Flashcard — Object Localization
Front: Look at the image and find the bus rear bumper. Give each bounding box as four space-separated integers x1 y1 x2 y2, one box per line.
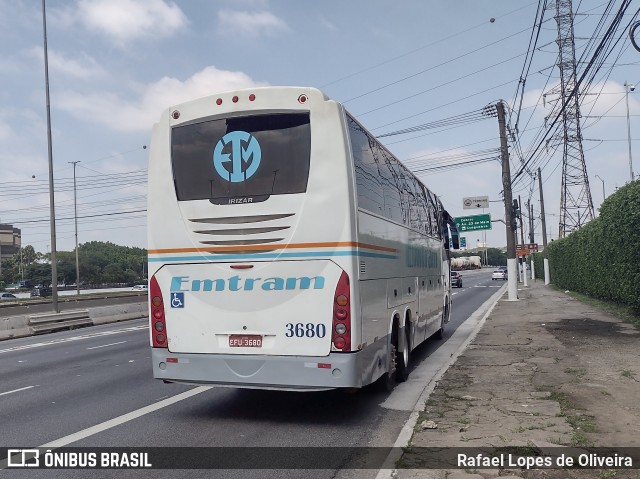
151 348 367 391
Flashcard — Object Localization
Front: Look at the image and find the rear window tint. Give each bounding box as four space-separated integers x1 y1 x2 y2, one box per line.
171 113 311 204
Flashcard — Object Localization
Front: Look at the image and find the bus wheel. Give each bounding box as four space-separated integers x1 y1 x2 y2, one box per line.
396 323 410 382
436 303 449 340
375 332 398 392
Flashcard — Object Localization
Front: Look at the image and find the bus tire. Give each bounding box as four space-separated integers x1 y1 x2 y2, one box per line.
396 321 411 382
375 325 399 392
436 303 449 340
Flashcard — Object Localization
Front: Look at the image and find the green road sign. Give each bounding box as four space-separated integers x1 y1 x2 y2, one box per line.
454 214 492 232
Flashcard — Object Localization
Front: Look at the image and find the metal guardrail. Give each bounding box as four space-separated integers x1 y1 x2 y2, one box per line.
28 309 92 334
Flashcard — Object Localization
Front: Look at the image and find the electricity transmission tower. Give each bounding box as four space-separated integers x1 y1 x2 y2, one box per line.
553 0 595 237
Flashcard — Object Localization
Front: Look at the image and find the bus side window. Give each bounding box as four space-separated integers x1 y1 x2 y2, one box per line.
348 117 384 214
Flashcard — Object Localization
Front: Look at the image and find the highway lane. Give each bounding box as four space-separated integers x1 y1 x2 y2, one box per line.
448 268 507 334
0 269 504 478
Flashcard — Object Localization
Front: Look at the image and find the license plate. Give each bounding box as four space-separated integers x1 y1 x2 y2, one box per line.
229 335 263 348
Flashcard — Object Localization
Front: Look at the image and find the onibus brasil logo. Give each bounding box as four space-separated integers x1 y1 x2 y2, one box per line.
213 130 261 182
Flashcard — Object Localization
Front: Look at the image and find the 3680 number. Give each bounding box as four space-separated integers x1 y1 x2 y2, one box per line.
285 323 326 338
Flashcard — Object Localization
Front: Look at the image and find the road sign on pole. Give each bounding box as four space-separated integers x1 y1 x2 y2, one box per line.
516 243 539 255
463 195 489 209
454 214 492 232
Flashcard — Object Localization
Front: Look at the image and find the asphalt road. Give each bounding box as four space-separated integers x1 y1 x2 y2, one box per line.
0 269 503 478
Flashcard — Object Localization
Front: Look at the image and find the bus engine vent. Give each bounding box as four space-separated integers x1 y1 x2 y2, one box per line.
188 213 296 254
359 261 366 274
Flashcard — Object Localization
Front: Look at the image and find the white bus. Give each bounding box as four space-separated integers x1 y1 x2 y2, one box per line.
147 86 459 391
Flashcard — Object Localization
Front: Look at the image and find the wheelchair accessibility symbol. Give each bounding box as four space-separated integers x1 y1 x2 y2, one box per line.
171 292 184 308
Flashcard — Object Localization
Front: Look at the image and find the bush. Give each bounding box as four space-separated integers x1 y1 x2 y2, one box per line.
543 181 640 312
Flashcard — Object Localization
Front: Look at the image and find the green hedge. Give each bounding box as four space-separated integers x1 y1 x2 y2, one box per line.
533 252 544 280
536 181 640 312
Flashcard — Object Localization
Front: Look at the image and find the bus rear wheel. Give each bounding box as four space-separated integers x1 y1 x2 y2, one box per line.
436 303 449 340
395 323 410 382
376 323 410 391
375 327 399 392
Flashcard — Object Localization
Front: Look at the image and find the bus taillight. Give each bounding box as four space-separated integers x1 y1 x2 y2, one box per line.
150 275 167 348
332 271 351 352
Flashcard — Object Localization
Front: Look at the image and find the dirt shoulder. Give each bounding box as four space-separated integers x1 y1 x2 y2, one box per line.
397 280 640 479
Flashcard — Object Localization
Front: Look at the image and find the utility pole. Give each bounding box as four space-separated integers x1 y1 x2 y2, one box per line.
69 161 81 295
528 199 535 280
42 0 59 313
528 200 534 243
538 167 550 284
518 195 528 287
497 101 518 300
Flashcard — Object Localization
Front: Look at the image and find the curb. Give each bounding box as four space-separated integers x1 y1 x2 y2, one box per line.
375 283 508 479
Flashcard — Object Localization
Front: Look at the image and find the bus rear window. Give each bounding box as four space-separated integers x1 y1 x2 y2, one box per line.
171 113 311 203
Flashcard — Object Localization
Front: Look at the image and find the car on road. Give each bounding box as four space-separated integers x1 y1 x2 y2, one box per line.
450 271 463 288
132 284 148 291
492 269 508 280
0 292 17 300
30 286 53 297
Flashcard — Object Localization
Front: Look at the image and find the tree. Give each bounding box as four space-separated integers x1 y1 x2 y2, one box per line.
2 241 147 287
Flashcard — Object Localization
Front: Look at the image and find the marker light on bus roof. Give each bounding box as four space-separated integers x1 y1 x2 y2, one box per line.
249 94 256 101
298 94 308 103
232 96 239 103
216 98 222 105
171 110 180 119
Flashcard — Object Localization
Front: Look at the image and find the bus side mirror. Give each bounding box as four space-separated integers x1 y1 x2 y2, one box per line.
451 230 460 250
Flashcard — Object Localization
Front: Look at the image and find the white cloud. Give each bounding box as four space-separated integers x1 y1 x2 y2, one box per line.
56 65 267 131
58 0 188 47
28 48 104 79
217 9 288 37
319 16 337 32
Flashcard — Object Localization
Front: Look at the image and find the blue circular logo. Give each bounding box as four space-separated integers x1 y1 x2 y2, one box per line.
213 131 262 183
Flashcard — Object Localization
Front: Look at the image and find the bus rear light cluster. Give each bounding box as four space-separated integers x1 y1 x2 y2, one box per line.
150 276 167 348
332 271 351 352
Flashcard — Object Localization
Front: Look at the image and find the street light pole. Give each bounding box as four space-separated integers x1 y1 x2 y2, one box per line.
42 0 59 313
69 161 80 295
594 174 605 203
624 81 635 182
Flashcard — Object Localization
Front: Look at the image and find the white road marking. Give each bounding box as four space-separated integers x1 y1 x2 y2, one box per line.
0 385 36 397
40 386 211 448
86 341 128 350
0 387 210 470
0 325 147 355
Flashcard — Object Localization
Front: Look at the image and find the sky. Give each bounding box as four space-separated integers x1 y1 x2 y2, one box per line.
0 0 638 254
